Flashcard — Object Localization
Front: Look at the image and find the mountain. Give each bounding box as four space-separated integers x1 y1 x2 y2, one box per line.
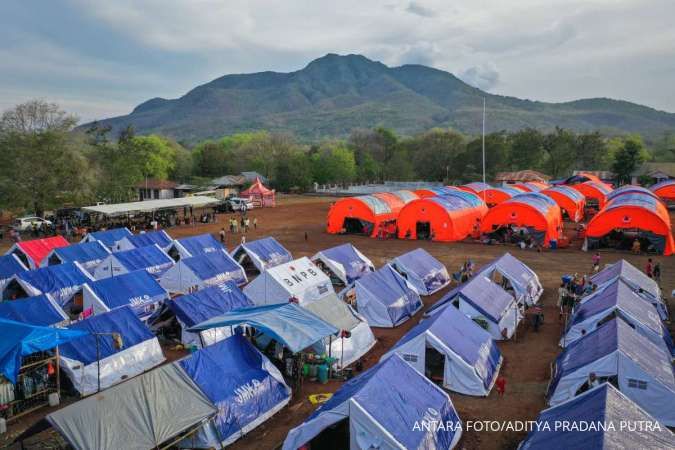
86 54 675 142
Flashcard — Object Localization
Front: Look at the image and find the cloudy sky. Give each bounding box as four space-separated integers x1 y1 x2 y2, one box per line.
2 0 674 122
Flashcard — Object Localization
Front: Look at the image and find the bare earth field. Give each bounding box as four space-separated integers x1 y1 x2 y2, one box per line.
2 194 673 450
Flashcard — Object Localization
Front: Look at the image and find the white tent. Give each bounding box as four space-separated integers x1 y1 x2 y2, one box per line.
311 244 374 296
389 248 450 296
92 244 174 279
158 250 247 294
476 252 543 306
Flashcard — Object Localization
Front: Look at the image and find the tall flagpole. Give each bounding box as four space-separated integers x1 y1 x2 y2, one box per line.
482 97 486 201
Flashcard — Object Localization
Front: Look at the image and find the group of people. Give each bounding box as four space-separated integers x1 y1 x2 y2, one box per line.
220 215 258 244
557 272 598 322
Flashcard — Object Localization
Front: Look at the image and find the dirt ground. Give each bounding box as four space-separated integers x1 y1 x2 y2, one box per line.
2 194 673 450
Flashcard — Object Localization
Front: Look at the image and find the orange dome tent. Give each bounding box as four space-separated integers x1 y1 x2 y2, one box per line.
585 192 674 255
458 182 490 194
481 193 562 247
512 181 548 192
570 181 613 209
541 186 586 222
414 187 463 199
650 180 675 202
481 186 526 207
606 185 660 204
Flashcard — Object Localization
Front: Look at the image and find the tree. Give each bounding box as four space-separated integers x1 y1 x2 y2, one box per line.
613 136 647 184
274 149 313 192
311 143 357 184
542 127 576 177
508 128 546 170
463 132 511 182
406 129 465 182
191 140 233 177
574 132 609 169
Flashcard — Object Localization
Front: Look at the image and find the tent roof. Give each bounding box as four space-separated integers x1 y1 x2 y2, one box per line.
477 252 537 289
433 275 514 323
235 237 292 268
521 384 675 449
174 233 224 257
313 243 373 285
606 185 659 203
603 192 669 218
495 170 551 182
17 262 91 293
590 259 659 300
356 265 417 308
181 250 244 281
0 294 66 327
187 303 338 353
463 182 491 193
81 196 219 217
112 244 173 272
49 241 109 264
355 194 393 215
59 306 155 365
85 270 167 310
125 230 172 249
240 177 274 196
84 228 132 248
651 179 675 192
169 282 253 328
542 185 585 202
14 236 70 267
0 254 27 280
392 248 446 281
47 364 217 450
389 189 418 203
303 293 361 332
0 318 86 383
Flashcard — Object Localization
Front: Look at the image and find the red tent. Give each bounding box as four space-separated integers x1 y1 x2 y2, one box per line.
8 236 70 269
240 177 275 207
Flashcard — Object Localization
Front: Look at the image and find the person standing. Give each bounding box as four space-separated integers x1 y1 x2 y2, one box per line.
495 375 506 396
646 258 654 278
653 261 661 284
219 227 226 244
592 252 600 273
253 217 257 230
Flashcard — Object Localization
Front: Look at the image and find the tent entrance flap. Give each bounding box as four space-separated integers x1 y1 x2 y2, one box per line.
343 218 372 235
425 345 444 383
3 279 28 300
309 418 349 450
416 222 431 240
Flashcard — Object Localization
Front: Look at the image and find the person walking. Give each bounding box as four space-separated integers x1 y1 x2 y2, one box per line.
645 258 654 279
253 217 257 230
653 261 661 284
219 227 226 244
495 375 506 396
592 252 600 273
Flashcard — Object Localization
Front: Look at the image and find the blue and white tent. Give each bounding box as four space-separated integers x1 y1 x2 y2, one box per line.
159 250 246 294
168 283 254 348
81 227 132 250
382 304 502 396
231 237 292 275
82 270 169 323
92 243 174 279
429 275 521 340
177 335 291 448
561 278 673 354
43 240 110 273
548 318 675 426
58 306 165 396
283 355 462 450
476 252 543 306
115 230 173 252
2 262 93 306
311 244 374 294
390 248 450 296
590 259 666 320
521 384 675 449
0 254 27 293
353 265 423 328
0 294 68 327
168 233 226 260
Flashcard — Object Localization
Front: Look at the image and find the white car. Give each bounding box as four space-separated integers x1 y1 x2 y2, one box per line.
13 216 52 231
228 198 255 211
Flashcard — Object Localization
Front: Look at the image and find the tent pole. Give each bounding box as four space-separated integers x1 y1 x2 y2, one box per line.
96 334 101 393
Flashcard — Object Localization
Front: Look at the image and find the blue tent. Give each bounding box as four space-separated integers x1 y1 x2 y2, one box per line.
81 227 132 250
92 244 174 279
0 318 87 383
58 306 165 395
521 384 675 449
178 335 291 447
188 303 338 353
283 355 462 450
353 265 423 327
5 262 93 306
159 250 246 293
311 243 374 288
390 248 450 295
82 270 169 322
116 230 173 252
231 237 292 273
0 254 27 292
474 252 543 306
383 304 502 396
0 294 67 327
169 283 254 347
169 233 226 260
44 241 110 272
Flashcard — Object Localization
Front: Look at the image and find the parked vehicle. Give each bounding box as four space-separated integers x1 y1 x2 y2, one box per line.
228 197 254 211
13 216 53 231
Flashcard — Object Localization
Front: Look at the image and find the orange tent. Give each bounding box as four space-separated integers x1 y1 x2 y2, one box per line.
397 195 488 242
512 181 548 192
570 181 613 208
240 177 275 207
480 186 525 207
414 187 463 199
541 186 586 222
481 193 562 247
458 182 490 194
586 192 674 255
651 180 675 201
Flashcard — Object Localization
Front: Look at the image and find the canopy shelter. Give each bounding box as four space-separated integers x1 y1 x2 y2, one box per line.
311 244 374 295
429 275 521 340
58 306 165 396
481 193 562 247
512 181 549 192
92 243 174 279
496 170 550 183
47 363 217 450
541 186 586 222
476 252 543 306
168 233 226 260
606 185 660 203
231 237 292 276
570 180 613 208
382 303 502 396
43 240 110 273
167 283 254 348
585 192 674 255
81 195 219 217
459 182 490 194
283 355 462 450
115 230 173 252
0 318 86 383
159 250 247 294
6 235 70 269
80 227 132 250
326 192 413 238
0 254 27 293
82 270 169 323
240 177 276 207
244 257 334 306
188 303 339 354
650 179 675 201
304 293 377 368
352 265 423 328
590 259 665 320
177 335 290 448
0 294 67 327
389 248 450 295
520 383 675 450
547 318 675 426
3 262 93 306
397 195 487 242
480 186 524 206
561 278 673 354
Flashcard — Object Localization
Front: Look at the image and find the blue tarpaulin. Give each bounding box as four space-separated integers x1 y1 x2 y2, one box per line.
46 241 110 270
169 283 254 328
172 233 225 258
188 303 338 353
181 251 246 285
391 248 450 295
82 228 132 249
474 252 543 306
232 237 292 272
122 230 173 250
178 335 291 447
0 294 67 326
0 318 87 383
12 262 92 306
312 243 374 286
0 254 27 288
94 244 174 279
